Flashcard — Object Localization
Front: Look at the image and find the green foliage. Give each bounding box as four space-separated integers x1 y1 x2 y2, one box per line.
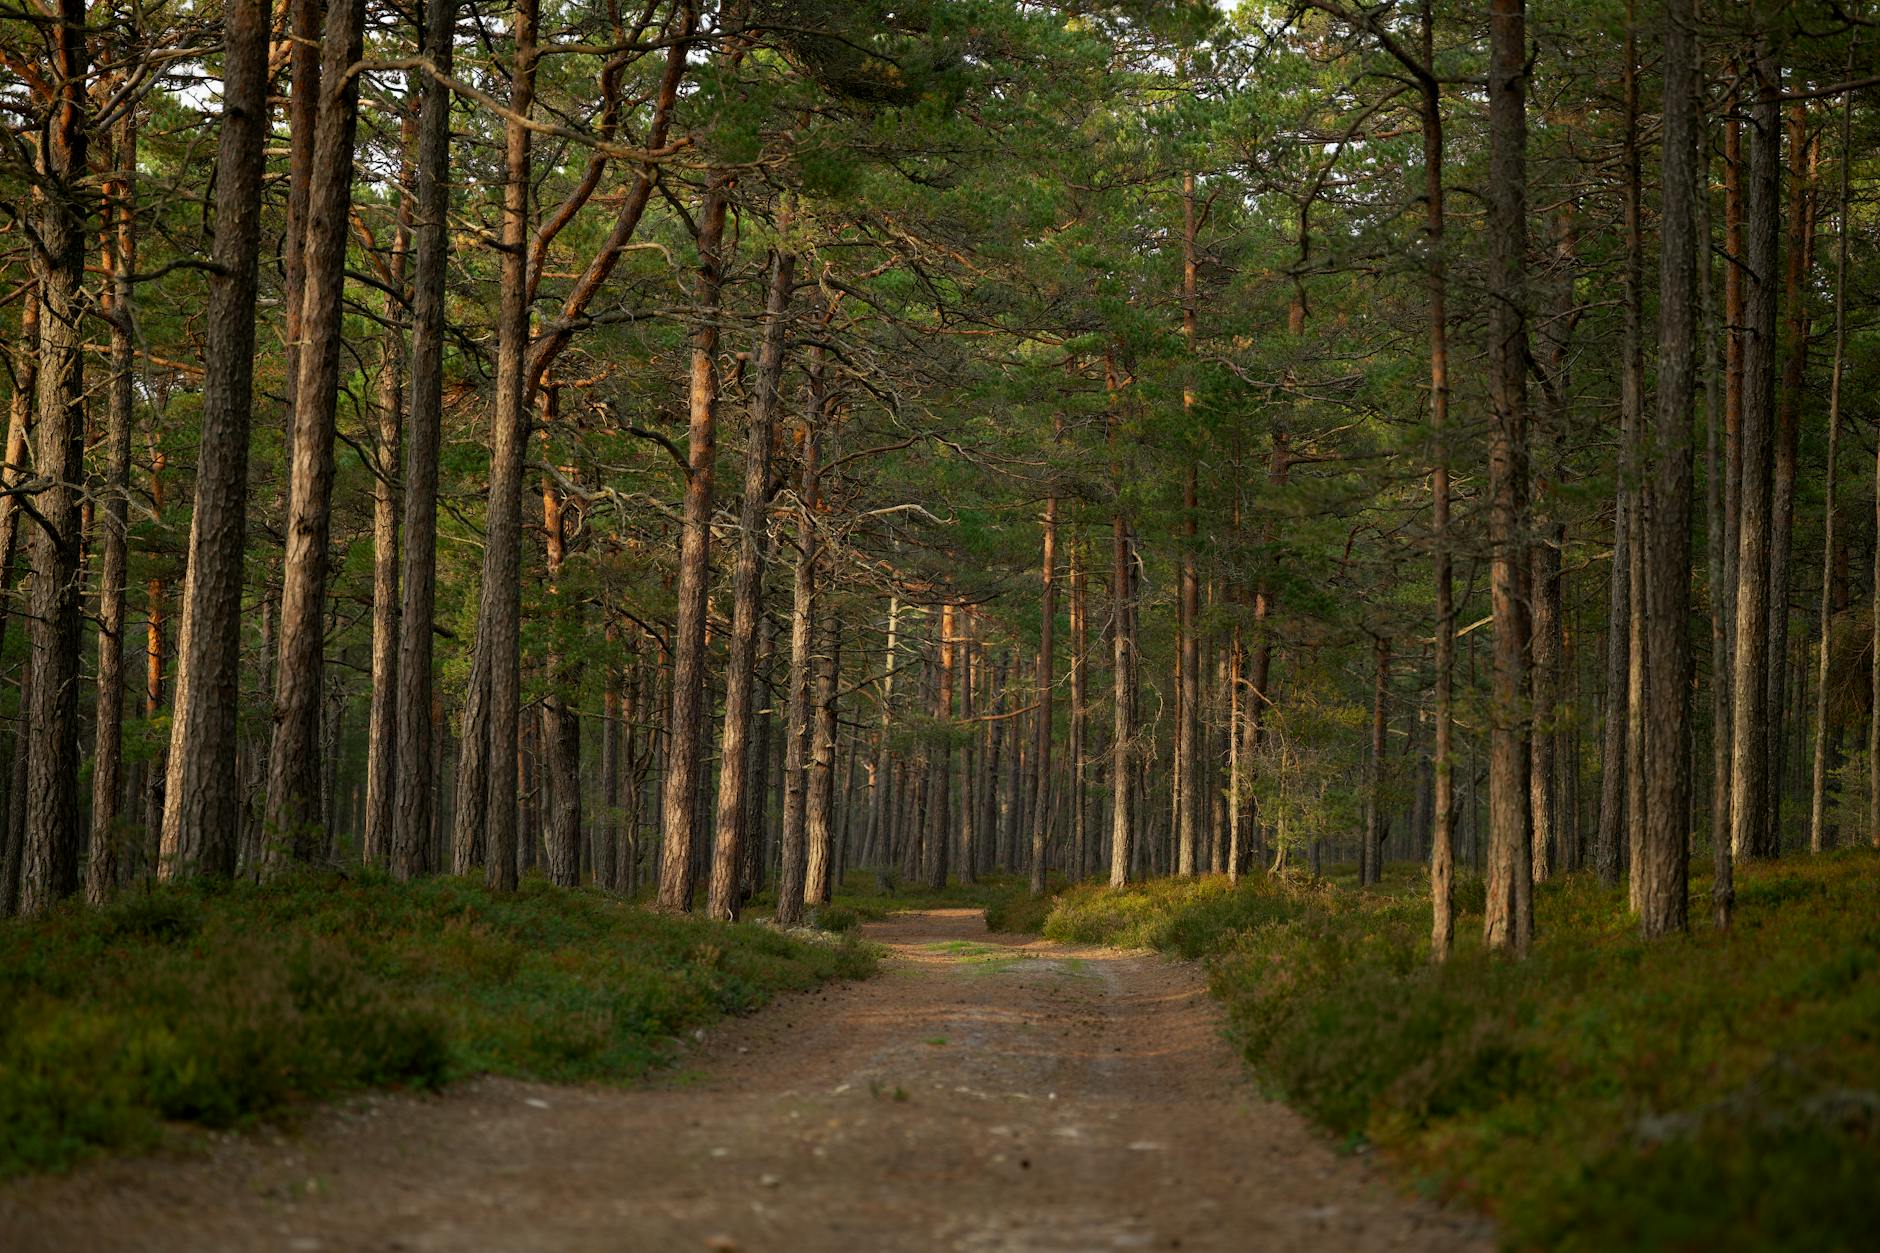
982 885 1057 934
1015 853 1880 1251
0 872 872 1178
814 904 861 933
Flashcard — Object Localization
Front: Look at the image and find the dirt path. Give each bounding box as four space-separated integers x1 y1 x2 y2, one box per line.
3 909 1491 1251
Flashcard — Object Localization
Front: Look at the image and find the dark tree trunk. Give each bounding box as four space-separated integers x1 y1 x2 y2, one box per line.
18 0 90 916
1483 0 1534 955
1639 0 1697 938
159 0 269 881
1763 100 1818 858
1419 0 1457 958
86 103 137 904
1729 39 1780 870
399 0 454 879
466 0 537 893
1362 637 1390 887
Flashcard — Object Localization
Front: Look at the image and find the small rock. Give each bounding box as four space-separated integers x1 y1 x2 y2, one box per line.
705 1236 740 1252
759 1173 782 1188
525 1098 551 1110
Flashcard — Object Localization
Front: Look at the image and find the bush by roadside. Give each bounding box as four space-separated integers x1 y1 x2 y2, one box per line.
0 870 873 1178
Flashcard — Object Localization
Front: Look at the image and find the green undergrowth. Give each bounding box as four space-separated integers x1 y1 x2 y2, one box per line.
0 870 873 1179
748 869 1036 927
1014 852 1880 1251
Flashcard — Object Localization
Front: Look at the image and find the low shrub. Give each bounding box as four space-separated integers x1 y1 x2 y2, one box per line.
0 871 873 1178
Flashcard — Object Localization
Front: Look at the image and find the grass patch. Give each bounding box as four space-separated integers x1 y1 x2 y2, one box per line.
0 869 873 1179
1019 852 1880 1251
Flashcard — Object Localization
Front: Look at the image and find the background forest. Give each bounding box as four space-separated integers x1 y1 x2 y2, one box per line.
1 0 1878 1243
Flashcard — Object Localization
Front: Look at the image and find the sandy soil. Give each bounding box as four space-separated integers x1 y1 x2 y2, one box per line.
1 908 1492 1252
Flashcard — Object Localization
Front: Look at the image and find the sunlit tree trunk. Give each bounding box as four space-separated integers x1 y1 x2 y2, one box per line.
708 245 795 918
1108 507 1134 889
265 0 367 860
655 175 731 911
365 103 415 869
1029 488 1058 895
775 374 823 926
1069 542 1090 880
924 605 956 890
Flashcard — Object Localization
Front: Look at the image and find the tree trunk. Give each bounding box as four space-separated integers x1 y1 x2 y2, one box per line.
655 175 732 912
1029 492 1058 895
1811 76 1854 854
366 102 416 869
265 0 367 860
1069 542 1090 881
160 0 270 882
1639 0 1697 939
707 246 795 918
1363 636 1391 887
867 596 900 867
1763 100 1818 858
464 0 536 893
923 605 956 890
86 102 137 904
398 0 454 880
775 384 822 926
1730 39 1780 869
1483 0 1534 956
807 615 842 901
1622 9 1650 911
1109 509 1133 889
18 0 90 916
1420 0 1456 959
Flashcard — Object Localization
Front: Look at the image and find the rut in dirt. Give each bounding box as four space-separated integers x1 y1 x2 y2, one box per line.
2 909 1491 1252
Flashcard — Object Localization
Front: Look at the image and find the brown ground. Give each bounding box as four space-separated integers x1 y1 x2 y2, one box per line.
1 909 1492 1252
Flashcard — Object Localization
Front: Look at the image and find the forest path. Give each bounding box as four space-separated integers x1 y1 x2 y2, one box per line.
3 908 1490 1252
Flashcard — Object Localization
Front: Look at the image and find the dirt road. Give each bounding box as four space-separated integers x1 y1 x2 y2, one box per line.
2 909 1491 1251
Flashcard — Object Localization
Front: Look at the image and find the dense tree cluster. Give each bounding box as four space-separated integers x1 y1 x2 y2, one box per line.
0 0 1873 950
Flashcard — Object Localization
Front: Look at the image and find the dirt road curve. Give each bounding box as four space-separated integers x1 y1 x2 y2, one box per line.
2 908 1491 1252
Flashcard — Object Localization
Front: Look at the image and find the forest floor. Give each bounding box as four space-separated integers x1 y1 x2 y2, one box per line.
1 907 1489 1252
